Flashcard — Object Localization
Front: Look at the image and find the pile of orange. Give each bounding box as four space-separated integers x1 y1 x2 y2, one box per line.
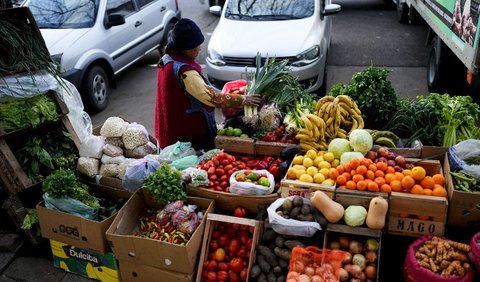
335 157 447 197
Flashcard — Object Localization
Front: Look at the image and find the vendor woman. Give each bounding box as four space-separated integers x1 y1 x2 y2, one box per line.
154 18 262 150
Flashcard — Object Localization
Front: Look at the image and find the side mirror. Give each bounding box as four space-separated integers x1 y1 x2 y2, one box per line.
209 5 222 16
323 3 341 16
105 14 125 28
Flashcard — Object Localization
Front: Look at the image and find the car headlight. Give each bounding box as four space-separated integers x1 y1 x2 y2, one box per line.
207 49 226 66
291 46 320 67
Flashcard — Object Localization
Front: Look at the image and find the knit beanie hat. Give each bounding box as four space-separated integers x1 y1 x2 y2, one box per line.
169 18 205 51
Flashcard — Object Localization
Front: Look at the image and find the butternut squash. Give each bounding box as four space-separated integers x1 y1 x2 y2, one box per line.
365 197 388 229
310 191 344 223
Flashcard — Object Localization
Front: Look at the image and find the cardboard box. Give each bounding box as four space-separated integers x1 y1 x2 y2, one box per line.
196 213 263 282
118 260 194 282
105 190 214 274
37 184 129 253
50 239 120 282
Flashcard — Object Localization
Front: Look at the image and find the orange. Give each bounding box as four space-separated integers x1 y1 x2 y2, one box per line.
342 172 351 181
344 163 351 173
386 166 395 174
420 176 435 190
423 188 433 196
346 180 356 190
432 174 446 186
368 164 377 172
411 166 426 181
356 165 368 176
374 177 386 187
336 165 345 175
411 184 424 195
394 172 405 181
385 173 396 184
402 169 412 177
336 175 347 186
357 180 367 191
338 185 346 189
376 161 388 172
349 158 360 170
401 176 415 191
390 180 402 192
375 170 385 178
329 168 339 180
366 170 375 180
432 186 447 197
367 181 379 192
352 174 364 183
380 184 392 193
360 158 370 167
350 169 357 176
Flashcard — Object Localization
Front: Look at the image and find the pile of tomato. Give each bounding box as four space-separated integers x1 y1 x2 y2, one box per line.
196 151 283 193
201 222 254 282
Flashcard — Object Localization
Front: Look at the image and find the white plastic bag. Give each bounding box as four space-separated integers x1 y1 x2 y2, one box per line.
101 154 126 165
77 157 100 178
229 170 275 195
449 139 480 178
267 197 321 237
122 158 161 192
100 117 128 138
122 123 149 150
159 141 196 163
79 135 105 159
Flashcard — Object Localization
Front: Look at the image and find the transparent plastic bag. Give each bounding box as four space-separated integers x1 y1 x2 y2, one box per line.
172 205 199 234
79 135 105 159
77 157 100 178
267 197 321 237
99 164 119 177
159 141 196 163
101 154 126 165
124 142 156 159
181 168 209 187
229 169 275 195
100 117 128 138
43 193 99 220
122 123 149 150
103 144 123 157
449 139 480 178
171 155 200 171
122 158 161 192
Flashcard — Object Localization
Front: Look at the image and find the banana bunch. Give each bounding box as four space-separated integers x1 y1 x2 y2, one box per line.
368 130 400 148
295 114 329 152
316 95 364 139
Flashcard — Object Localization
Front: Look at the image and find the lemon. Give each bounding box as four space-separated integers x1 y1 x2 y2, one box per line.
295 170 306 179
307 166 318 176
323 152 335 163
319 168 330 177
331 159 340 168
306 150 317 160
303 157 314 168
313 173 326 184
317 150 325 157
293 165 306 171
313 156 324 166
322 179 335 186
293 155 304 165
318 161 331 169
299 174 314 183
287 168 297 179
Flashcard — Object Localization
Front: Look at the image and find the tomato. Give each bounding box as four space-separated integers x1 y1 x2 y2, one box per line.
213 158 220 166
221 159 230 166
215 168 225 176
229 238 240 254
230 258 244 273
224 187 229 193
224 164 233 171
219 174 228 182
215 248 226 262
209 174 218 181
207 167 215 175
203 163 210 170
227 154 235 162
202 270 208 278
240 268 248 281
228 270 240 282
214 186 223 192
218 235 230 247
206 260 218 271
233 207 247 218
236 248 246 259
246 238 253 250
237 232 249 243
217 151 225 160
249 226 255 235
217 270 228 281
211 230 221 239
220 181 229 188
218 262 229 271
207 271 217 281
209 240 219 250
241 157 250 162
227 169 235 176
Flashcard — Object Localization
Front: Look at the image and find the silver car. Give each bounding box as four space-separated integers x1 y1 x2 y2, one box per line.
206 0 340 94
24 0 181 112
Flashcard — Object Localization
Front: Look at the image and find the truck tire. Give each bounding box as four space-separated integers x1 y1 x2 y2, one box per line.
209 0 225 7
396 1 409 23
82 65 109 113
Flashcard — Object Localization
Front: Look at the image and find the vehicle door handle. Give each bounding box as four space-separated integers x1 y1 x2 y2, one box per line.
135 21 142 27
160 6 166 12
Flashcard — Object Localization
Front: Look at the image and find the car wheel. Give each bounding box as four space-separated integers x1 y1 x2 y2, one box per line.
159 22 175 55
396 1 409 23
82 65 109 113
208 0 224 7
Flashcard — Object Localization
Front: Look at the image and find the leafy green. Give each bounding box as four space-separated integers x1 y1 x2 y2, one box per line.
21 208 41 236
283 99 315 131
142 163 186 206
42 169 99 208
329 66 399 127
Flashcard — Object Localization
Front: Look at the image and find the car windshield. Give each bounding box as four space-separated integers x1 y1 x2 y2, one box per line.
225 0 314 20
28 0 99 29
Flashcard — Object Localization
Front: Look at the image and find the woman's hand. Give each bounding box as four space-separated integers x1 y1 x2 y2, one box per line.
242 94 263 106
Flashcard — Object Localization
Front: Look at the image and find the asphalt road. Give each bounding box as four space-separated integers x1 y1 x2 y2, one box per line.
90 0 430 134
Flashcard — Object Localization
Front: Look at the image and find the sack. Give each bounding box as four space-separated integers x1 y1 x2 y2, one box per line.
229 169 275 195
171 155 200 171
449 139 480 179
101 154 126 165
99 164 119 178
43 193 99 220
77 157 100 178
103 144 123 157
122 158 161 192
159 141 196 163
221 80 247 118
122 123 149 150
79 135 105 159
468 232 480 273
124 142 156 159
267 197 321 237
181 168 209 187
100 117 128 138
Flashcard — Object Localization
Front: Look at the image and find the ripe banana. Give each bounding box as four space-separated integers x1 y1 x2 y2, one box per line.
315 95 334 110
306 114 323 128
301 115 313 131
299 142 317 152
298 128 313 137
295 134 313 141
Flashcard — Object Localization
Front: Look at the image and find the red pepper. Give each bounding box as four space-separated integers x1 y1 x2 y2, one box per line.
261 132 277 142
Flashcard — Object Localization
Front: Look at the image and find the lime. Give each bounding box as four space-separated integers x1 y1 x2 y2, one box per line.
303 157 314 168
233 128 242 137
240 134 249 138
217 128 226 135
226 127 234 136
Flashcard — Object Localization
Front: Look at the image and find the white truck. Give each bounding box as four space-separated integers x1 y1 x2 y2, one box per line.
395 0 480 94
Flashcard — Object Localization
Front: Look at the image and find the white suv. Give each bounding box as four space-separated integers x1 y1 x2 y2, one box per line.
24 0 181 112
206 0 340 94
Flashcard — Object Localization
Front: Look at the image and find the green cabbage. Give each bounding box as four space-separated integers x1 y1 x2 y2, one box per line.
344 205 368 227
340 152 365 165
349 129 373 154
328 138 352 159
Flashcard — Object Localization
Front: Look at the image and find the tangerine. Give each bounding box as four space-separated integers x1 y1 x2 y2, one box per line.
411 166 426 181
350 169 357 176
338 185 346 189
385 173 396 184
423 188 433 196
368 164 377 172
394 172 405 181
346 180 357 190
411 184 424 195
349 158 360 169
344 163 352 173
375 170 385 178
376 161 388 172
342 172 351 181
336 175 347 186
356 165 368 176
336 165 345 175
367 181 379 192
366 170 376 180
352 174 364 183
402 169 412 177
390 180 402 192
380 184 392 193
432 186 447 197
328 168 339 180
357 180 367 191
401 176 415 191
386 166 395 174
360 158 370 167
432 174 446 185
374 177 386 187
420 176 435 190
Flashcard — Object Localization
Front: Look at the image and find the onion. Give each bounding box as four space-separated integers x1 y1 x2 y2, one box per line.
293 261 305 273
305 267 315 277
349 240 363 254
365 265 377 279
336 268 349 282
349 264 363 279
365 251 378 263
352 254 366 270
311 275 322 282
298 274 311 282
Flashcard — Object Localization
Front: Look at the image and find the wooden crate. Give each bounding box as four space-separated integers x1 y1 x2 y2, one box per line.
280 180 335 199
388 159 448 236
254 141 294 158
389 147 422 158
186 186 278 213
214 135 255 155
196 213 263 282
